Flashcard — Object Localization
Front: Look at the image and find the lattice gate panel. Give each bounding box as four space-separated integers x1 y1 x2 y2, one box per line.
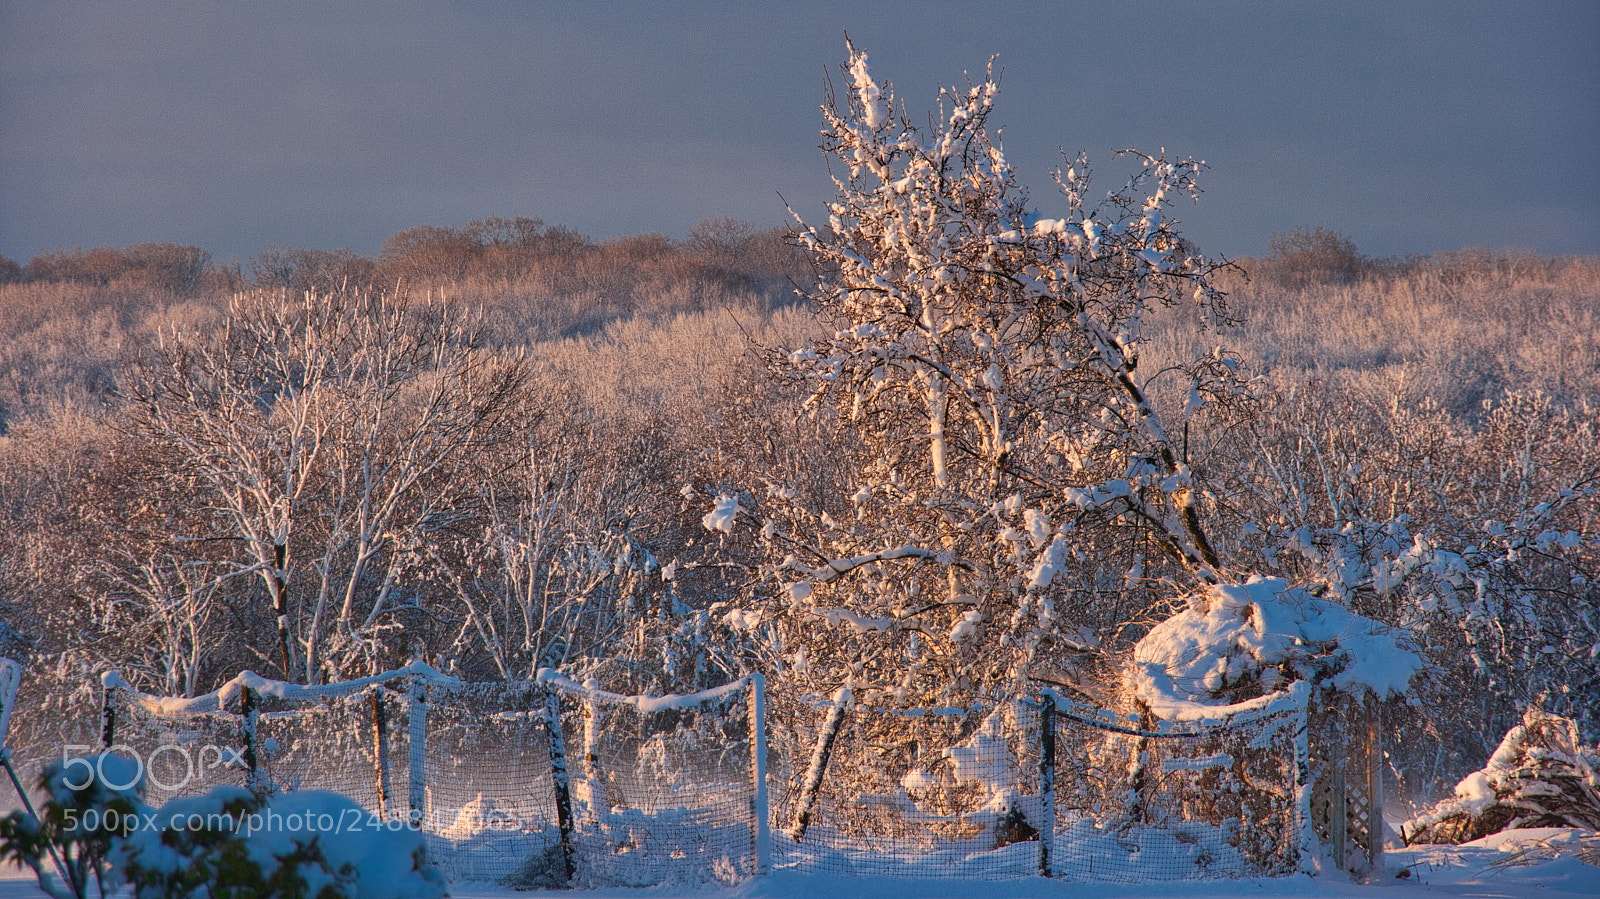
1307 697 1383 876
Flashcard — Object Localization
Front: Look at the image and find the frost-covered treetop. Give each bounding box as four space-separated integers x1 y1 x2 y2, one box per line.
786 41 1248 584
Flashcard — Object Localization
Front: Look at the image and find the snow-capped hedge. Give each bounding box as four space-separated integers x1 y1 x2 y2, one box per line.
0 754 445 899
1131 576 1423 719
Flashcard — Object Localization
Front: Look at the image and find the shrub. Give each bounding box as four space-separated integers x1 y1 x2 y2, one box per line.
0 755 445 899
1401 709 1600 843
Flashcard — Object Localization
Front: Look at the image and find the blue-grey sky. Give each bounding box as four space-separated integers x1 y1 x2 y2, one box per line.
2 1 1596 265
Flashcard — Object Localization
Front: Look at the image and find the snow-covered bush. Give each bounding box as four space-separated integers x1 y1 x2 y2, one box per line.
116 788 444 899
0 754 144 899
0 754 444 899
1130 576 1422 719
1400 708 1600 844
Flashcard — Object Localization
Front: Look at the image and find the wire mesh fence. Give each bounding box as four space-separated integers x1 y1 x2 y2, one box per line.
549 675 760 887
253 687 396 815
1046 693 1306 881
108 690 252 807
421 680 562 885
73 667 1315 887
768 693 1043 878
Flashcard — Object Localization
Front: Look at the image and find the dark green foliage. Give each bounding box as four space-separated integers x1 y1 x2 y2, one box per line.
0 755 146 899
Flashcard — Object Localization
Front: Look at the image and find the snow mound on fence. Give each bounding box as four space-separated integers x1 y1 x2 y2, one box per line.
1132 576 1421 719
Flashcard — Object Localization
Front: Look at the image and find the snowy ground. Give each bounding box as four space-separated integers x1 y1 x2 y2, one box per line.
1 829 1593 898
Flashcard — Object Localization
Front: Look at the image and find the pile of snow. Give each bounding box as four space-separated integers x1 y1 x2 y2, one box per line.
1131 577 1422 719
1401 709 1600 844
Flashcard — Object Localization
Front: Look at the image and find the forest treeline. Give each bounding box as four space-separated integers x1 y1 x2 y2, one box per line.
0 214 1596 804
1 221 1591 428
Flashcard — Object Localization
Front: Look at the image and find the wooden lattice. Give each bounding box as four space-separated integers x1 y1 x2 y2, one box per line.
1308 698 1383 876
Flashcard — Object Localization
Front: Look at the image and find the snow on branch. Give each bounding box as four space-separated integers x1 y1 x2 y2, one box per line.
1401 708 1600 843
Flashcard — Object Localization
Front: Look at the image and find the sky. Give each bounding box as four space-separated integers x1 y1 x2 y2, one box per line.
2 1 1597 266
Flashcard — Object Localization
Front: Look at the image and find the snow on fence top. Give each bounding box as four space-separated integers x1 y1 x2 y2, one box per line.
101 660 460 715
102 662 759 718
1046 680 1309 736
534 667 753 713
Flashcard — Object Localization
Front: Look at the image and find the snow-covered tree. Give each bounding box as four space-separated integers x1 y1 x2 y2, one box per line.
703 44 1256 707
1209 377 1600 750
123 288 526 683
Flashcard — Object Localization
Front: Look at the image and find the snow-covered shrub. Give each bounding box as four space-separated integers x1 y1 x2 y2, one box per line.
0 754 144 899
115 788 445 899
0 754 444 899
1131 576 1423 717
947 705 1037 846
1400 709 1600 844
115 789 353 899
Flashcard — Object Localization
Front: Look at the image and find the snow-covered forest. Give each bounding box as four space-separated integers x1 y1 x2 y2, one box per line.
0 49 1595 838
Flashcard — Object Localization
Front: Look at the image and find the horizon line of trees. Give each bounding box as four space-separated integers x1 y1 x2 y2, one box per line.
3 218 1589 299
0 215 807 300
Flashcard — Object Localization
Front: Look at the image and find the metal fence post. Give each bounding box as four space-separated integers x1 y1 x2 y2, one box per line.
750 673 770 875
1039 693 1056 878
408 675 427 828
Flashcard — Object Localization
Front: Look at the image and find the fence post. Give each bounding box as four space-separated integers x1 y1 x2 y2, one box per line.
789 690 847 843
99 673 118 749
1330 758 1347 871
372 691 392 819
1294 695 1317 875
408 675 427 828
749 673 770 875
239 685 261 791
1366 702 1384 875
1038 693 1055 878
543 690 576 884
